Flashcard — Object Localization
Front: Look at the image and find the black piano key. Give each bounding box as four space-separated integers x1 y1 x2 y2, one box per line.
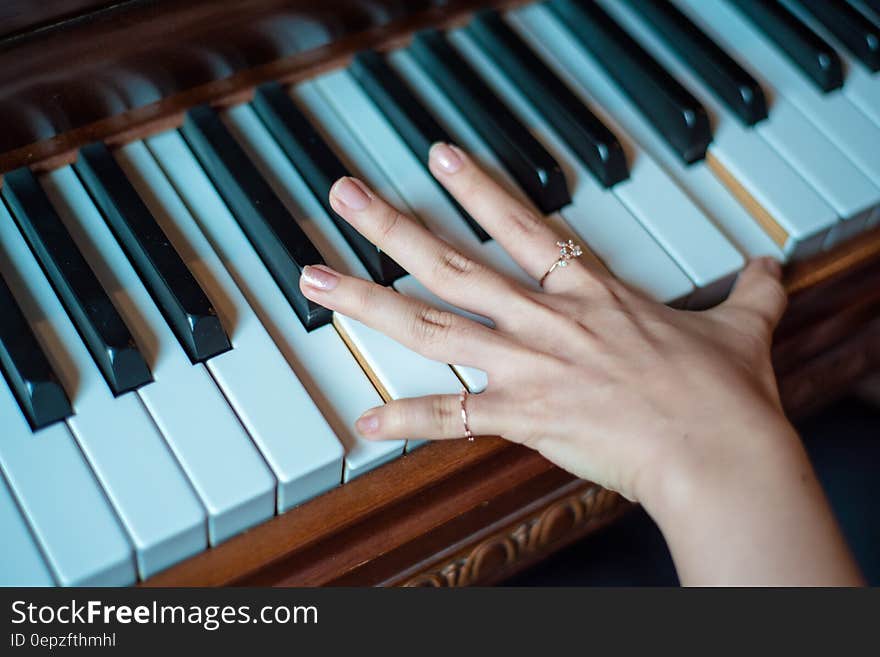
727 0 844 92
409 28 572 214
465 10 629 187
0 270 72 430
349 50 492 242
251 82 406 285
74 142 232 361
2 167 152 396
862 0 880 17
547 0 712 164
630 0 768 126
180 104 334 330
794 0 880 72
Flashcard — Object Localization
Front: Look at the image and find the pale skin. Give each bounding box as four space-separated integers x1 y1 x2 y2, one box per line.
299 142 863 586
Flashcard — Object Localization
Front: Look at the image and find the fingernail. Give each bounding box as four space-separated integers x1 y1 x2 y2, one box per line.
758 257 782 278
429 142 463 174
356 411 380 436
331 176 371 210
301 264 340 291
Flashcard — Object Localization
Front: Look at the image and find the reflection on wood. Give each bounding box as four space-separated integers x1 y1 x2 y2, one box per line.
0 0 483 163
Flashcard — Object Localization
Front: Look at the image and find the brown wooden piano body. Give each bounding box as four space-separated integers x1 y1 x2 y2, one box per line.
2 0 878 586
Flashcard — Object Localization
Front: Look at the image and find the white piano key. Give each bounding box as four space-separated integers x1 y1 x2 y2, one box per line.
0 203 135 586
71 141 275 543
220 103 417 470
310 66 535 284
122 139 345 508
388 48 694 305
222 99 464 451
293 80 492 400
450 28 705 299
603 0 875 248
293 80 414 216
677 0 880 191
389 49 537 208
607 5 852 249
758 100 878 242
387 45 588 277
393 274 489 392
41 167 207 579
307 68 502 384
333 313 464 451
311 68 602 290
608 0 880 253
513 5 744 307
0 468 56 585
145 129 399 482
781 0 880 127
0 379 133 586
385 51 580 287
313 70 503 265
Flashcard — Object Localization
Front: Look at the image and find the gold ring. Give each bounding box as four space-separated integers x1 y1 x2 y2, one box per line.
459 388 474 442
539 240 584 287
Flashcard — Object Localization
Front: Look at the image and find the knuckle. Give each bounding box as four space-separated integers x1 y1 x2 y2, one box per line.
589 276 625 305
767 278 788 308
516 295 583 334
754 279 787 327
354 281 379 314
377 207 405 241
506 207 544 240
432 246 476 281
430 396 457 432
411 306 456 345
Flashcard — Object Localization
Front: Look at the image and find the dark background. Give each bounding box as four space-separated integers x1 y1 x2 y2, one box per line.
507 391 880 586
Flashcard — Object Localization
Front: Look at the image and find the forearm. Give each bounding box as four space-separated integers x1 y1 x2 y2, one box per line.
643 420 864 586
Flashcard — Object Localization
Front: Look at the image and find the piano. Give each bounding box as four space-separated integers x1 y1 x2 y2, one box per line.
1 0 879 587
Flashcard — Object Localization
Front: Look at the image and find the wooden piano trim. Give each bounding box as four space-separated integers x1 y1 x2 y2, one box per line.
0 0 524 175
141 229 880 586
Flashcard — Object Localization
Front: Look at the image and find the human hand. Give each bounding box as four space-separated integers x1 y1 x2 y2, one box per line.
298 142 792 512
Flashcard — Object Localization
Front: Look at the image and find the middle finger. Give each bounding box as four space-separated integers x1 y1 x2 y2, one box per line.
329 175 529 324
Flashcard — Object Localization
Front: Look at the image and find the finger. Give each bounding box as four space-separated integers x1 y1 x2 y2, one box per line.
721 258 787 332
427 142 596 293
328 175 526 321
354 392 500 441
300 264 511 369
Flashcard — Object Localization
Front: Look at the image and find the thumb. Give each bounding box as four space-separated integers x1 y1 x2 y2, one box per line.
721 257 787 332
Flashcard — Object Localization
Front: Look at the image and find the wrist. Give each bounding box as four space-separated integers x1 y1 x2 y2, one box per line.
636 410 803 530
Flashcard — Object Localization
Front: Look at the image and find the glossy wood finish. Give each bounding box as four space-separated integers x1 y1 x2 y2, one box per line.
0 0 515 173
0 1 120 40
3 0 878 587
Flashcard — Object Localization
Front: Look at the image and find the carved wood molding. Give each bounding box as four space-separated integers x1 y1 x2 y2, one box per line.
403 485 627 587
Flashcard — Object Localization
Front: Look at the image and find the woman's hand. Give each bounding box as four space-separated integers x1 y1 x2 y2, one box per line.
299 142 787 503
299 143 861 584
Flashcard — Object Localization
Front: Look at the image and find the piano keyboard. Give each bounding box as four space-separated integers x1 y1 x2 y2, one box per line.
2 0 879 586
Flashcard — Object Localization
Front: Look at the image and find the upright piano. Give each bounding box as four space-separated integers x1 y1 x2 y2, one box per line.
1 0 879 587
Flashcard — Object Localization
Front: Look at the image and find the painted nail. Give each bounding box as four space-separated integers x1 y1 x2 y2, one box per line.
429 142 463 174
301 264 340 291
331 176 371 210
356 411 380 436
